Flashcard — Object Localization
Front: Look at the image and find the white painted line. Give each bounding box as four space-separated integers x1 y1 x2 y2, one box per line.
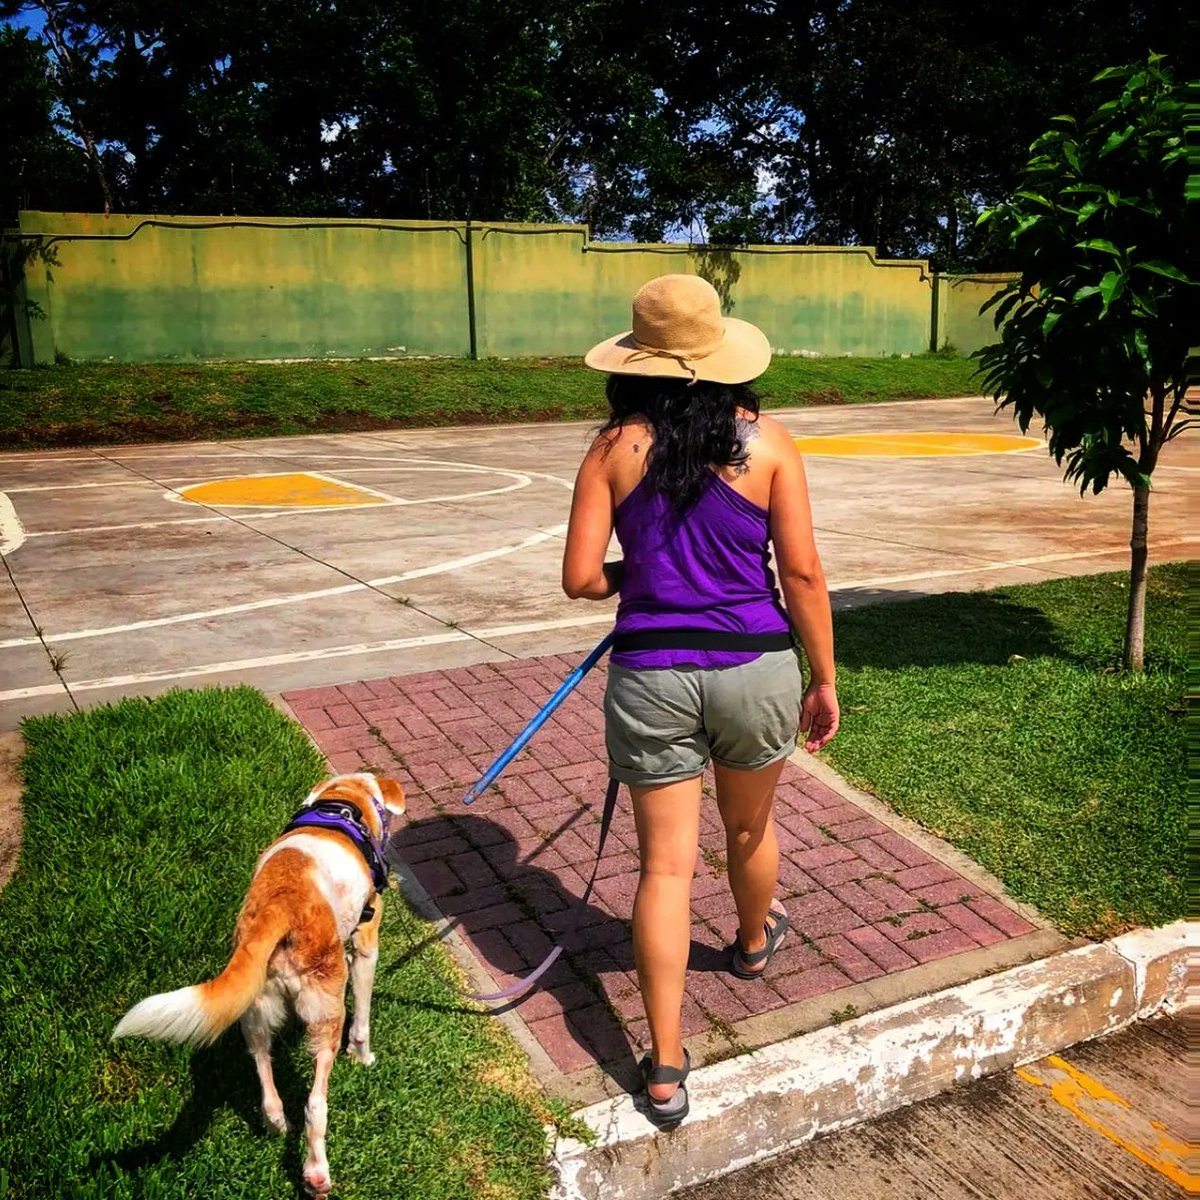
0 609 617 702
0 632 472 702
0 454 94 463
4 479 149 493
20 457 567 538
0 493 26 556
831 540 1198 592
0 524 569 649
24 512 344 538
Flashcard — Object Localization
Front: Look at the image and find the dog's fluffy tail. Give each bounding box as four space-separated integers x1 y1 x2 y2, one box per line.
113 904 290 1045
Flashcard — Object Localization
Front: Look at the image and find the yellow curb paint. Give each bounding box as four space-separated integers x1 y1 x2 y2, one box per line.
1016 1054 1197 1191
179 472 390 509
794 431 1044 457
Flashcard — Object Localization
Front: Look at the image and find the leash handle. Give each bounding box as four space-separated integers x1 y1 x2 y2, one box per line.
462 633 614 806
467 778 620 1003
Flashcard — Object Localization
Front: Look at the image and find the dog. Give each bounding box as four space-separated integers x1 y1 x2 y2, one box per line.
113 772 406 1194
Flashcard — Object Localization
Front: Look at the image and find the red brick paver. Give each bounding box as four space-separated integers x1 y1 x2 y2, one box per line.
286 652 1035 1078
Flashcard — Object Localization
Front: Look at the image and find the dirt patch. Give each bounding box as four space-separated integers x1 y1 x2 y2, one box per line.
0 732 24 890
0 404 599 449
0 411 282 450
796 388 847 405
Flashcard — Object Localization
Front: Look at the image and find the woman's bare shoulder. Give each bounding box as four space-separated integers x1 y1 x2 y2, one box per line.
589 417 652 456
737 411 793 458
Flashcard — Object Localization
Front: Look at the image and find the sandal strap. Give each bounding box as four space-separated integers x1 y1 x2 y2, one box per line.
642 1049 691 1087
736 909 789 965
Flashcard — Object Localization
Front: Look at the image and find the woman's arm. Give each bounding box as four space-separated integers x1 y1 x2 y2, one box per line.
765 424 839 749
562 437 622 600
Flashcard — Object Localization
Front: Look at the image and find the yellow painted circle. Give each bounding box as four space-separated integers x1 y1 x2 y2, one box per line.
793 432 1043 458
179 472 388 508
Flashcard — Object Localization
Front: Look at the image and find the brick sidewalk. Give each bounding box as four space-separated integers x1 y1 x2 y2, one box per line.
285 653 1035 1082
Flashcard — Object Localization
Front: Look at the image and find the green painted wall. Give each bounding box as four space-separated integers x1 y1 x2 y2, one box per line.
936 274 1015 357
16 213 470 362
11 212 1011 364
473 227 932 358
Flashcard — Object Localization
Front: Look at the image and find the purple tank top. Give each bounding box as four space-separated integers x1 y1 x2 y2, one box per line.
612 472 790 669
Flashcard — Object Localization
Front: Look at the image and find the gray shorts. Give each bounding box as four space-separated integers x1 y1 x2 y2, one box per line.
604 649 805 787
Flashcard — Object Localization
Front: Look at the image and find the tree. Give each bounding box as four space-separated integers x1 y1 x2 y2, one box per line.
0 24 91 223
763 0 1187 266
974 54 1197 671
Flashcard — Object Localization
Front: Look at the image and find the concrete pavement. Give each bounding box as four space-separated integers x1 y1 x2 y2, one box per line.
1 396 1195 727
677 1016 1191 1200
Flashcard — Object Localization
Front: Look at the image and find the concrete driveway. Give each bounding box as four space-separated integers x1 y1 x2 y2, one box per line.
0 396 1194 728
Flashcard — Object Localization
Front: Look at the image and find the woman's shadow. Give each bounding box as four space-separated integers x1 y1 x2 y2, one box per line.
391 806 729 1092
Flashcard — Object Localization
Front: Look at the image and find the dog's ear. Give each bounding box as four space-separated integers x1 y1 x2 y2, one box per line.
377 777 407 816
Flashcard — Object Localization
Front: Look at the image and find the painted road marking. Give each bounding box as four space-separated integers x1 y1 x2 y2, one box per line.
795 431 1044 457
0 524 569 650
0 612 618 703
177 471 392 509
1 535 1194 654
4 459 547 541
1017 1054 1196 1191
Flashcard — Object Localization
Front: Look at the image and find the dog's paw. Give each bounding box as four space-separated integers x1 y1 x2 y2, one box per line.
303 1165 333 1196
263 1105 290 1135
346 1041 376 1067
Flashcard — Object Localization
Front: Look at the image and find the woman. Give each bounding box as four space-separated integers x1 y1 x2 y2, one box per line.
562 274 840 1127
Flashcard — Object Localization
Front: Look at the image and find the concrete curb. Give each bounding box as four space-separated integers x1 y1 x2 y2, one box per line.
549 920 1196 1200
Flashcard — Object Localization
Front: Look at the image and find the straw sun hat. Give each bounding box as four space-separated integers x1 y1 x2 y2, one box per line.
584 273 771 385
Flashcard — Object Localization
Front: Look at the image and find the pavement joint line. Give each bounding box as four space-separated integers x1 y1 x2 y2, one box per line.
813 523 1004 567
0 549 77 712
547 921 1195 1200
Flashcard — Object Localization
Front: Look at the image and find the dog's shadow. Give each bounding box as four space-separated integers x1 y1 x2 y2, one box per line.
390 807 730 1092
91 1029 313 1195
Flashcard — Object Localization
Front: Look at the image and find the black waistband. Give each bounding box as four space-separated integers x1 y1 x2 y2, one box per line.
612 628 794 653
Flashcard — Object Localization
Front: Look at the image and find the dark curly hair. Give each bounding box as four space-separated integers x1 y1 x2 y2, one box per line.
599 374 760 510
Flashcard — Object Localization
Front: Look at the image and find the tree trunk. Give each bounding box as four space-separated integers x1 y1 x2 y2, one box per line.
1124 481 1150 672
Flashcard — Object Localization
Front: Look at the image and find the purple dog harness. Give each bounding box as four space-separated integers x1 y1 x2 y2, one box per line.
282 797 390 894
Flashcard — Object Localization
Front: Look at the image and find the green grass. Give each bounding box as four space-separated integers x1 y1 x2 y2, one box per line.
0 688 555 1200
0 352 980 449
822 564 1189 939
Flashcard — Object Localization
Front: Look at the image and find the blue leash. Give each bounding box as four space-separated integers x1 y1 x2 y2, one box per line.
462 632 614 806
459 632 617 1002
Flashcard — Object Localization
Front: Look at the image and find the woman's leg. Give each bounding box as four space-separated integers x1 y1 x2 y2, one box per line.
631 776 702 1101
714 759 786 962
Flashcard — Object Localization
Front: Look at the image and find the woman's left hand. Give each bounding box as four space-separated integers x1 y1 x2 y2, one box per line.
800 682 840 752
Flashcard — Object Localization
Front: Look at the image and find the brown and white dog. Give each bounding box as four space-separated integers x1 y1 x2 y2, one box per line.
113 772 406 1194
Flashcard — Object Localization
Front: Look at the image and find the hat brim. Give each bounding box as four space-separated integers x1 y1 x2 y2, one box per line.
583 317 771 385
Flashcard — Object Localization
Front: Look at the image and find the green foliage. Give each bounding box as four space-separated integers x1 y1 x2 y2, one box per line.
824 565 1188 938
1 687 554 1199
0 353 980 448
974 55 1197 494
0 1 1185 263
0 25 90 222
